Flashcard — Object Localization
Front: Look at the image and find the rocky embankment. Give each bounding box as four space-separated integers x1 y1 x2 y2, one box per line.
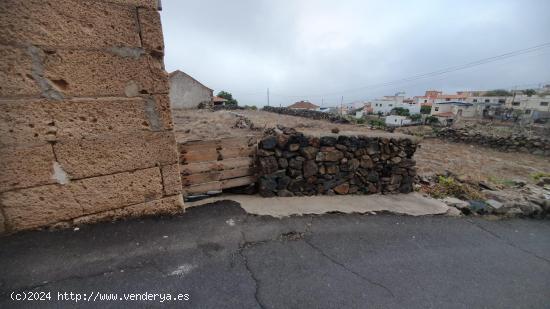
256 127 418 197
436 127 550 156
262 106 350 123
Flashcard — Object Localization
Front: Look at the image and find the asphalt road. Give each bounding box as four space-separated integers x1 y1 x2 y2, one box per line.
1 201 549 308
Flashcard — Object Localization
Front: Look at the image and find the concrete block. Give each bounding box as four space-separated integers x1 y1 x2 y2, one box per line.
0 144 56 193
0 0 141 49
1 167 163 231
2 183 83 231
0 46 41 98
0 99 52 147
152 94 174 131
161 164 183 196
42 49 168 97
73 194 184 226
53 131 178 179
0 97 169 147
137 8 164 54
72 167 163 214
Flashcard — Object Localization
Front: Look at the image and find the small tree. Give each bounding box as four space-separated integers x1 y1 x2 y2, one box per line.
391 107 410 116
216 91 238 106
522 89 536 96
420 105 432 114
425 115 439 125
410 114 422 122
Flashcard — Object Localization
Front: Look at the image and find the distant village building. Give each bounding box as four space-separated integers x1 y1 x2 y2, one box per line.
371 95 420 115
287 100 320 110
169 70 213 109
413 90 441 106
508 94 550 114
212 96 228 106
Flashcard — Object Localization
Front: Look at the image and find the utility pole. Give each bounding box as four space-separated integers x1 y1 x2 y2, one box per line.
340 96 344 115
267 88 270 106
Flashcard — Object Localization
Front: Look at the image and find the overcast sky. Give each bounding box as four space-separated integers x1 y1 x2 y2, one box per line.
161 0 550 107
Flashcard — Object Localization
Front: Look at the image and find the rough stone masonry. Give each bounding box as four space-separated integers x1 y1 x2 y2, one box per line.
257 127 419 197
0 0 184 233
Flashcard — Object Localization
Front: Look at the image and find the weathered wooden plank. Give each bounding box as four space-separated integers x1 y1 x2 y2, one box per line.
220 167 253 180
181 149 219 163
180 157 253 175
222 176 255 189
219 157 254 170
181 171 221 186
182 181 222 195
219 147 255 159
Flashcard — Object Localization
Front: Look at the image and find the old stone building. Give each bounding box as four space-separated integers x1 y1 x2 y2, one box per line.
0 0 184 233
169 70 213 109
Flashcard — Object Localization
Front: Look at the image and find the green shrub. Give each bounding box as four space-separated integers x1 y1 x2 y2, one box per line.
420 105 432 114
425 116 439 124
410 114 422 122
391 107 410 116
369 119 386 128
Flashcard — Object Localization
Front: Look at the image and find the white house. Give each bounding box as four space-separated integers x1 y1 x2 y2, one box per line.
508 94 550 114
371 95 421 115
385 115 411 126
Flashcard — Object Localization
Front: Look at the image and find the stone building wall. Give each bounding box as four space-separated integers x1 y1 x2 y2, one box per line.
257 128 418 197
0 0 184 233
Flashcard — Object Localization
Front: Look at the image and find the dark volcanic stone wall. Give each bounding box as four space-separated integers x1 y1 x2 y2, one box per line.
436 128 550 156
262 106 350 123
257 128 418 197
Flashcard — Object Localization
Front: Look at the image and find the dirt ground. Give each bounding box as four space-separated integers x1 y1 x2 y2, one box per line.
414 138 550 185
173 108 549 186
172 109 373 143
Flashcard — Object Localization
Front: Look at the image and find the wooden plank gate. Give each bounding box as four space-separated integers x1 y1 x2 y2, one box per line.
178 136 258 197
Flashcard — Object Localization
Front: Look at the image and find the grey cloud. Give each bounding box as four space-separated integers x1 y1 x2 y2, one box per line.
161 0 550 107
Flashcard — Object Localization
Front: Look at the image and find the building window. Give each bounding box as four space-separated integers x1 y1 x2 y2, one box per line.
541 102 549 106
512 102 520 106
424 100 427 103
445 98 450 101
473 99 478 103
498 99 505 103
389 104 393 107
434 107 439 111
525 109 531 114
484 99 490 103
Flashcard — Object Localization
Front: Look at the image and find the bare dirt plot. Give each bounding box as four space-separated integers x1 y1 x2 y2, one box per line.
172 109 377 143
415 138 550 185
173 109 549 187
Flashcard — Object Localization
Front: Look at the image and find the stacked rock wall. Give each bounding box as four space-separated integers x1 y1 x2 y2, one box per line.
257 128 418 197
436 128 550 156
262 106 350 123
0 0 183 233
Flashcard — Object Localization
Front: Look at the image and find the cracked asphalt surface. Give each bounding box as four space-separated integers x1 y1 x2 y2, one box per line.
1 201 549 308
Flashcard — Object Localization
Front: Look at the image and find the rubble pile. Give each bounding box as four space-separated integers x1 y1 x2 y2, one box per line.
420 174 550 218
436 127 550 156
256 126 418 197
